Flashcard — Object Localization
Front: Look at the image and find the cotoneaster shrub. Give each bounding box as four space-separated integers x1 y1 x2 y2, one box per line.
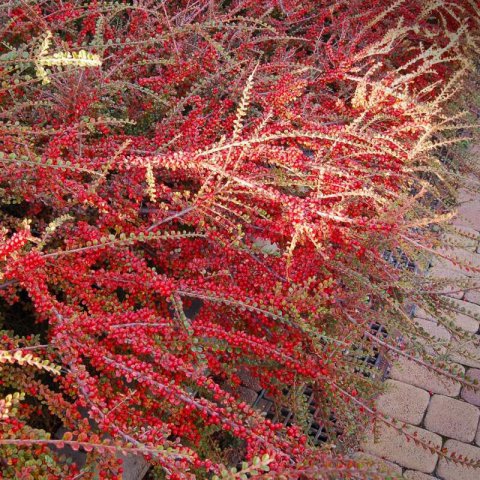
0 1 479 479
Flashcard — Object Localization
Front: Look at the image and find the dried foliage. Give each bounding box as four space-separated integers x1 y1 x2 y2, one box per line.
0 1 479 479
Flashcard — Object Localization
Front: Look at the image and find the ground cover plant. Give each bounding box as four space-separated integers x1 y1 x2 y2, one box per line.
1 0 480 478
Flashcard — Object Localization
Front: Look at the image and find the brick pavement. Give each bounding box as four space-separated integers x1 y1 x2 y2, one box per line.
360 190 480 479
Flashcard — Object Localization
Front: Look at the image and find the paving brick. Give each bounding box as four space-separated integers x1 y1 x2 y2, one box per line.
415 318 451 354
434 300 480 334
449 313 479 334
424 395 480 442
351 452 402 477
237 367 262 391
449 338 480 368
120 454 150 480
223 384 259 406
446 289 465 300
443 297 480 333
443 233 477 252
450 249 480 270
403 471 437 480
465 289 480 306
427 264 469 298
461 369 480 407
457 183 478 204
361 422 441 473
436 439 480 480
452 314 479 333
376 379 430 425
390 356 464 397
236 386 258 405
414 306 438 323
443 225 479 252
454 298 480 317
428 256 469 273
454 198 480 231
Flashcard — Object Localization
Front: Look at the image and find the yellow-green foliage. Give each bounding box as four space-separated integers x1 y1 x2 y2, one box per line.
34 31 101 84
